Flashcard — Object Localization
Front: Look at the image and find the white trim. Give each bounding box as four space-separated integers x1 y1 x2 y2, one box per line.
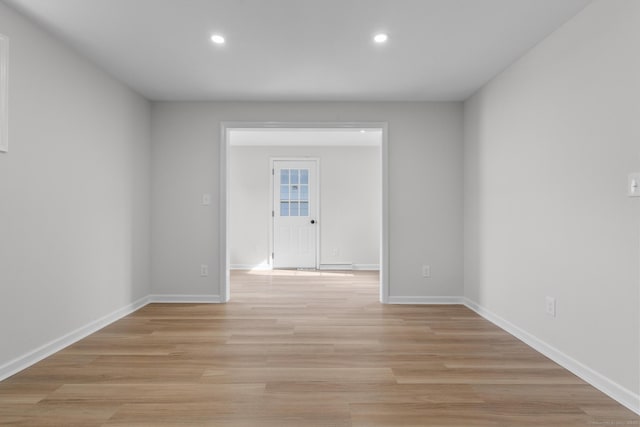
319 264 353 270
269 157 274 267
148 294 222 303
463 298 640 415
379 123 389 303
387 296 465 305
2 288 635 415
221 121 389 303
318 264 380 271
220 125 231 302
0 296 149 381
353 264 380 271
231 264 380 271
374 294 640 413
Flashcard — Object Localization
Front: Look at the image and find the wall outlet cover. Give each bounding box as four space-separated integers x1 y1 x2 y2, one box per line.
545 296 556 317
422 265 431 278
200 264 209 276
628 173 640 197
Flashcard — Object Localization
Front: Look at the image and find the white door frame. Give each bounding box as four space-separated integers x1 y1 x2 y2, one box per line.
220 121 389 303
270 157 320 269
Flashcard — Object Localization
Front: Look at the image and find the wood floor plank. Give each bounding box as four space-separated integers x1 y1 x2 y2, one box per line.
0 270 637 426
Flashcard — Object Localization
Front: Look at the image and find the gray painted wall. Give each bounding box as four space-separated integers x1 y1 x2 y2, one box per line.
464 0 639 396
0 3 151 369
150 102 464 298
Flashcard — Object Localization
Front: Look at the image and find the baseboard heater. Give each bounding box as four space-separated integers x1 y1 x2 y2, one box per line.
319 264 353 271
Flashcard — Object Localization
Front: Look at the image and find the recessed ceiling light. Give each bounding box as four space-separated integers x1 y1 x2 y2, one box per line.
373 33 388 43
210 34 225 44
360 130 366 133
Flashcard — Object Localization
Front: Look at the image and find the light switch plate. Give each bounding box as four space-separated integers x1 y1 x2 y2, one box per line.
629 173 640 197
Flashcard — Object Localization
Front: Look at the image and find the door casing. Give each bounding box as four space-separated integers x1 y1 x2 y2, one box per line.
221 122 389 303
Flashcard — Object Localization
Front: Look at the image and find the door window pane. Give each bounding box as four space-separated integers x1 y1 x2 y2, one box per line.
280 185 289 201
300 201 309 216
278 167 310 217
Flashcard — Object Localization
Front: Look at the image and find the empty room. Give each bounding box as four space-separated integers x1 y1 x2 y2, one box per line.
0 0 638 425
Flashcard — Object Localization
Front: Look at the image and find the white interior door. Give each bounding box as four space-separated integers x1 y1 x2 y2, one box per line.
273 160 318 269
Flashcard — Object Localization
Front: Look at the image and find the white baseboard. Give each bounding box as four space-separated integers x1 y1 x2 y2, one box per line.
148 294 222 303
463 298 640 416
387 296 464 304
0 293 222 381
318 264 379 271
319 264 353 270
3 290 635 415
0 295 150 382
232 264 380 272
353 264 380 271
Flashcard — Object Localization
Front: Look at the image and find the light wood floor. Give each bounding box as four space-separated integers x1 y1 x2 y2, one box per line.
0 270 637 426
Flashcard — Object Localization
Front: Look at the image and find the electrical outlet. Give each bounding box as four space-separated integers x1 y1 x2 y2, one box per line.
545 296 556 317
200 264 209 277
202 193 212 205
422 265 431 278
332 248 339 256
628 173 640 197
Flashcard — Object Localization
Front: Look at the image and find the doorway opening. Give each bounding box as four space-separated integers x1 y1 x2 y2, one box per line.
220 122 389 302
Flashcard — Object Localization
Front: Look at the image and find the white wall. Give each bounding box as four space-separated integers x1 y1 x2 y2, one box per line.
230 145 381 269
151 102 463 298
464 0 639 405
0 3 151 374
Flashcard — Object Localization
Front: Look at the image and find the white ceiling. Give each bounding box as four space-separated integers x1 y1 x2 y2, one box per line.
4 0 591 101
